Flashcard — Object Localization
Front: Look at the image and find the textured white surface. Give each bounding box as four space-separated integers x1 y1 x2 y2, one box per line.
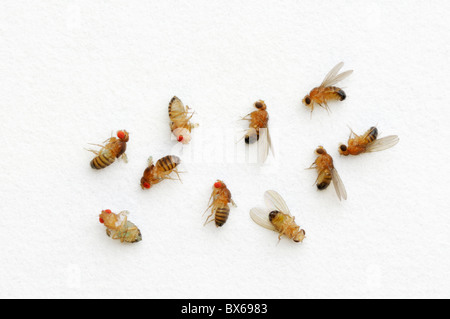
0 1 449 298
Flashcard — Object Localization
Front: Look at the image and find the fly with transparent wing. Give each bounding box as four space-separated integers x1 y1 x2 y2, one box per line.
168 96 198 144
250 190 306 243
241 100 274 163
309 146 347 201
302 62 353 115
339 126 399 156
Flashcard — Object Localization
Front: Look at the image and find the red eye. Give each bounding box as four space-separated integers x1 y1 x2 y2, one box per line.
178 136 184 142
117 131 126 139
214 182 222 188
143 182 151 189
99 217 104 224
104 209 112 214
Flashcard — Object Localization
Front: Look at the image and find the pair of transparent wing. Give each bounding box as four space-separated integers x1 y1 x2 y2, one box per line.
331 168 347 201
320 62 353 88
250 190 291 231
365 135 399 153
257 127 273 163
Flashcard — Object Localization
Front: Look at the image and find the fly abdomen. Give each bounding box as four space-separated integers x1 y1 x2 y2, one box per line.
214 206 230 227
156 155 180 172
367 127 378 143
168 96 182 120
317 170 332 190
106 222 142 243
336 89 346 101
328 86 346 101
317 181 330 190
245 128 259 144
90 153 115 169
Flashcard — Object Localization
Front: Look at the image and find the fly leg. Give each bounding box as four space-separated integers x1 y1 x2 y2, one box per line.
305 161 317 170
308 101 316 119
323 101 332 114
103 137 116 144
86 143 106 155
347 126 359 139
203 206 217 226
173 168 183 183
86 149 100 155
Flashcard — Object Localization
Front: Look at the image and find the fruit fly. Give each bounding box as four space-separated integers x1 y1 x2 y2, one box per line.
203 180 237 227
99 209 142 243
140 155 181 189
339 126 399 156
309 146 347 201
169 96 198 144
250 190 306 243
241 100 273 163
88 130 129 169
302 62 353 115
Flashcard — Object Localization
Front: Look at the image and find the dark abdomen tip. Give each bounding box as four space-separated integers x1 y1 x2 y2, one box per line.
370 126 378 137
317 182 330 190
90 159 102 169
245 134 258 144
215 221 225 227
338 89 346 101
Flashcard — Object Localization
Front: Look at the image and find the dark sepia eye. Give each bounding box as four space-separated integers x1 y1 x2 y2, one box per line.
255 101 263 108
305 97 311 105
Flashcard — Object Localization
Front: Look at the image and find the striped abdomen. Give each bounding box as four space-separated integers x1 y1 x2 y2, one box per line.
90 149 115 169
365 127 378 144
156 155 180 172
214 205 230 227
324 86 346 101
317 169 332 190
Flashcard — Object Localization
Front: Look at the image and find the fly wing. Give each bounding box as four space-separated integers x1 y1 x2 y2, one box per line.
257 127 273 163
321 62 353 87
365 135 399 153
169 96 187 122
250 207 276 231
264 190 291 216
331 168 347 201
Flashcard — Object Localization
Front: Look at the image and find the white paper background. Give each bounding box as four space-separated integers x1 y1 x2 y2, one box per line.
0 0 449 299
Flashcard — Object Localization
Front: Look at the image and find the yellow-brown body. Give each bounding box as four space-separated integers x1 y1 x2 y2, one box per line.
168 96 198 143
90 131 129 170
204 180 236 227
269 211 306 243
169 96 196 132
302 62 352 114
99 210 142 243
140 155 181 189
307 86 346 107
313 147 335 190
309 146 347 200
339 127 378 156
245 100 269 144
